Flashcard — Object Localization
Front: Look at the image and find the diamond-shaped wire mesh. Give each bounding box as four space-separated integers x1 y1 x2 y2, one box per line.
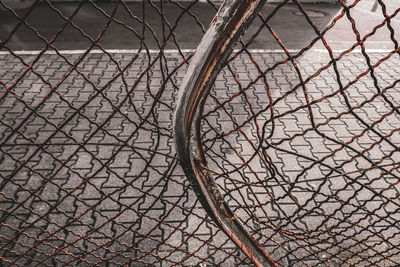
1 0 400 266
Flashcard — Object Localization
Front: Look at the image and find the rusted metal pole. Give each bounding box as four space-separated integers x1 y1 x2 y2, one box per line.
173 0 276 266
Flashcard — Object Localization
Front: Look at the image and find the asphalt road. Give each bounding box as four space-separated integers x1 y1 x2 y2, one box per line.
0 1 342 50
2 1 398 51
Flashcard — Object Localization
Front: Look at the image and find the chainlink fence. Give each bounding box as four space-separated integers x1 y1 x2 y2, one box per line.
1 0 400 266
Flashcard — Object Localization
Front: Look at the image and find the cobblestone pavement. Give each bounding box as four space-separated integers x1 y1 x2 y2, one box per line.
1 50 400 266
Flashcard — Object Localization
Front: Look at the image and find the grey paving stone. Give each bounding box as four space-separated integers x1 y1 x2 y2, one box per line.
1 50 400 266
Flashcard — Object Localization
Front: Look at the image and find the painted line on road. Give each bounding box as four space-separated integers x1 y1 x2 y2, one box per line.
0 48 396 55
0 49 194 55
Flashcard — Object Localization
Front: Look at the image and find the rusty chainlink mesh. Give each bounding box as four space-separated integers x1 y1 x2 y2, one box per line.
1 0 400 266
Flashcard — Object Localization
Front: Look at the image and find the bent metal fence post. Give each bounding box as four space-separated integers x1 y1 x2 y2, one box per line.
1 0 400 266
173 0 276 266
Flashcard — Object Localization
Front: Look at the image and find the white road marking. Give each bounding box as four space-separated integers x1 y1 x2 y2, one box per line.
0 48 395 55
